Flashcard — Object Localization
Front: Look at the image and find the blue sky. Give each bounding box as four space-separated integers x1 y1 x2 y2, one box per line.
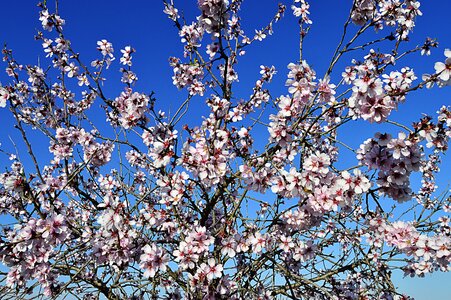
0 0 450 298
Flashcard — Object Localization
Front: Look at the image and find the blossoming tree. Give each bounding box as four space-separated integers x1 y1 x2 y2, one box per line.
0 0 450 299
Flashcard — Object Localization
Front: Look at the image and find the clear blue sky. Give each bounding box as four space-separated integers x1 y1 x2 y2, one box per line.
0 1 450 298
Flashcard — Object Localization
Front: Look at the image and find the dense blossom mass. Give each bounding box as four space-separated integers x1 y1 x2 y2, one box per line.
0 0 450 299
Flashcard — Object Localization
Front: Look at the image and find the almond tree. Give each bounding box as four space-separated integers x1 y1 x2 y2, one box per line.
0 0 450 299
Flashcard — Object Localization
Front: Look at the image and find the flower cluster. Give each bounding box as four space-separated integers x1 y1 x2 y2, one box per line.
352 0 422 40
1 214 69 296
139 244 169 278
142 123 178 169
111 88 149 128
291 0 312 24
358 132 421 202
366 217 451 276
198 0 229 37
50 127 114 167
170 57 205 96
346 50 416 123
39 9 65 32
